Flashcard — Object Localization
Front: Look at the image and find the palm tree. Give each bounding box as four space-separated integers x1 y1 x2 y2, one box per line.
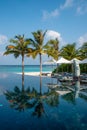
4 35 33 76
79 42 87 73
60 43 80 60
27 30 58 76
46 38 59 61
79 42 87 59
58 43 81 73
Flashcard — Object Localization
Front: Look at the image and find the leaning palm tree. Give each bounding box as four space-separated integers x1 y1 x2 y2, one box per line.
4 35 33 76
27 30 59 76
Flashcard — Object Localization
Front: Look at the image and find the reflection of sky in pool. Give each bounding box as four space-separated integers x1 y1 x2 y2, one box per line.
0 73 87 130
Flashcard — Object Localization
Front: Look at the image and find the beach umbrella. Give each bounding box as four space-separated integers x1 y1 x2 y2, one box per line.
43 59 56 72
56 57 71 73
80 58 87 64
43 59 56 65
56 57 71 64
43 59 57 83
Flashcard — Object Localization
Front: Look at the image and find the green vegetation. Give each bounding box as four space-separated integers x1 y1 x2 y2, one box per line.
4 30 87 74
53 63 87 73
60 43 81 60
27 30 59 76
79 42 87 59
4 35 33 76
53 42 87 73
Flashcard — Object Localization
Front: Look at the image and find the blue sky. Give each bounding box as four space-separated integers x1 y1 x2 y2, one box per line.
0 0 87 65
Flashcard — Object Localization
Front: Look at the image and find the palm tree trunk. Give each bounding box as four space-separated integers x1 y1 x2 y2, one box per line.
40 54 42 76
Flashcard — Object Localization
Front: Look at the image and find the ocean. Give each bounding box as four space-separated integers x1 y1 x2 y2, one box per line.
0 65 56 73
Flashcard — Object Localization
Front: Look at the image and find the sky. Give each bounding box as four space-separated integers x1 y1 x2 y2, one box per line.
0 0 87 65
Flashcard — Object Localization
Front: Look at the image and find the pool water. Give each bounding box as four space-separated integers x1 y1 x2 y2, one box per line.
0 73 87 130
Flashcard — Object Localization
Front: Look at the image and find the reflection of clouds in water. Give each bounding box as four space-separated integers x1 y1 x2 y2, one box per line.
0 74 8 79
0 74 7 95
0 86 5 95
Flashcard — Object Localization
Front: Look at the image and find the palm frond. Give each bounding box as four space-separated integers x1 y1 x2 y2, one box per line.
32 30 44 45
14 53 20 58
60 43 81 60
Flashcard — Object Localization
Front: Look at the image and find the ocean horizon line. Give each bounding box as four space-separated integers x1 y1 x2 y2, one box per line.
0 65 55 73
0 64 56 66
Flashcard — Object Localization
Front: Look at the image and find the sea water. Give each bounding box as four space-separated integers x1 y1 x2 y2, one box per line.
0 65 56 73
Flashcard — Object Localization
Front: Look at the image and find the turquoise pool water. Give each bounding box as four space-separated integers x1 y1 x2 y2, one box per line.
0 72 87 130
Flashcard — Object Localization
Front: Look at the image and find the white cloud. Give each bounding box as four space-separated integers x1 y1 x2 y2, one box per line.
76 5 87 15
0 35 8 44
42 0 87 20
46 30 66 48
77 6 82 14
60 0 73 10
46 30 62 40
42 0 73 20
77 33 87 47
74 0 87 15
42 9 59 20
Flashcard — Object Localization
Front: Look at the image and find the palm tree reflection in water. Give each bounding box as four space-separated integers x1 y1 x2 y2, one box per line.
4 79 37 111
4 76 87 119
4 76 59 117
32 76 44 117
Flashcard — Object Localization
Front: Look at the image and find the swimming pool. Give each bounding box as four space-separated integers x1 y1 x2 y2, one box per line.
0 73 87 130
